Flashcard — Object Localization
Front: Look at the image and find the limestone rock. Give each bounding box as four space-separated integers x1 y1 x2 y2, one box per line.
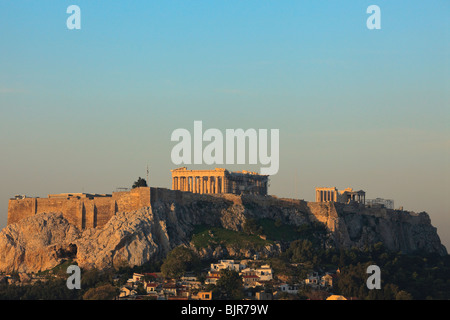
0 212 81 273
74 206 172 270
0 195 446 274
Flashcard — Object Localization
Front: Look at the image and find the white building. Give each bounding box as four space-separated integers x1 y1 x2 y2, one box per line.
210 259 246 272
305 272 320 287
119 286 137 298
279 284 300 295
255 265 273 281
132 273 144 283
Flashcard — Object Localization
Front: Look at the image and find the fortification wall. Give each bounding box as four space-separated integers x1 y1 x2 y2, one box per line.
7 187 153 230
8 186 329 231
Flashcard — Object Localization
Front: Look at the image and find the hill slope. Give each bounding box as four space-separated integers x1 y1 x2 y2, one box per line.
0 193 446 273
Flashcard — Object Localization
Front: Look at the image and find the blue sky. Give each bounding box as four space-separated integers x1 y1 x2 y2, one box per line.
0 1 449 247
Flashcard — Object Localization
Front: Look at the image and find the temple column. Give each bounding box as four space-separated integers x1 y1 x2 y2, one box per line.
210 177 214 193
201 177 205 193
202 177 205 194
214 177 219 193
197 177 200 193
203 176 206 194
222 176 226 194
209 177 213 193
204 177 208 193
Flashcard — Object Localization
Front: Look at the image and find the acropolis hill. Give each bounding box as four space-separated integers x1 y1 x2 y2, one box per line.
7 167 269 230
2 169 447 273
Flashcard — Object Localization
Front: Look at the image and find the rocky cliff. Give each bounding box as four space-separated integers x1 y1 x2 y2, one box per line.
0 194 446 273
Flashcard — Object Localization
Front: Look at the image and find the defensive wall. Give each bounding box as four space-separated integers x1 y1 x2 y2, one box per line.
8 186 346 231
8 187 284 230
8 187 153 230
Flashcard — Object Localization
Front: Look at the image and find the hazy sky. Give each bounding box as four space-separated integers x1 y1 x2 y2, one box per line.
1 1 449 249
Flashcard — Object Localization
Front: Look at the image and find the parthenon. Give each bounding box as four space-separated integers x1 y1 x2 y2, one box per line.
315 187 366 204
171 167 269 196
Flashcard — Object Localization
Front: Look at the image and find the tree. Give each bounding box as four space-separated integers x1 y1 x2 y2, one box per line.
243 218 263 235
215 269 244 300
82 284 119 300
132 177 147 189
161 246 201 279
396 290 413 300
285 239 320 267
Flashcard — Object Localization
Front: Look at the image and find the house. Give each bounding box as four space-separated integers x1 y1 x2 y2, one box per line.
162 283 178 296
242 274 260 288
326 295 347 300
192 291 213 300
255 291 273 300
181 272 198 282
255 265 273 281
279 283 300 294
305 272 320 287
143 272 164 282
126 279 136 287
321 274 334 287
205 271 221 285
126 272 146 287
144 282 160 294
211 259 246 272
119 286 137 298
180 272 201 288
132 273 145 283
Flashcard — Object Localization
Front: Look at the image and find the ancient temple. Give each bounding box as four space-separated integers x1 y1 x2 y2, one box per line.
315 187 366 204
171 167 269 196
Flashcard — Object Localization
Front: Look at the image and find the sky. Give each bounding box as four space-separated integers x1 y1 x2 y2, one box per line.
0 1 449 249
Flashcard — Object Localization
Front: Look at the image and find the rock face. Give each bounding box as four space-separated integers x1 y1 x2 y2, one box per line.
334 203 447 255
0 213 80 273
0 195 447 273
